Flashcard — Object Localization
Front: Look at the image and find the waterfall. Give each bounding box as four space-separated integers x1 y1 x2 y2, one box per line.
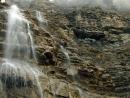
36 11 44 23
27 23 37 61
0 0 5 3
36 10 48 26
60 45 70 66
60 45 77 78
0 4 43 98
5 5 31 60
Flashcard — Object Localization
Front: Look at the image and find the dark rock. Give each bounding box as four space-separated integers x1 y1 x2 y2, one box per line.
78 68 94 78
0 1 130 98
103 26 130 34
0 2 8 9
0 74 33 89
37 51 56 65
73 28 105 40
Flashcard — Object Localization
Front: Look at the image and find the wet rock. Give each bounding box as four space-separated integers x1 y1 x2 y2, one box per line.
120 34 130 43
0 2 8 9
70 56 83 66
0 29 6 38
73 28 105 40
37 51 56 65
78 68 94 78
0 1 130 98
106 66 130 94
28 5 130 97
0 74 33 89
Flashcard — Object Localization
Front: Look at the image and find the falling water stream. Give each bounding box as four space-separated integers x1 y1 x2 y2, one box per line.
60 45 78 76
0 0 5 3
0 4 43 98
36 10 48 26
60 45 70 67
0 1 85 98
60 45 83 98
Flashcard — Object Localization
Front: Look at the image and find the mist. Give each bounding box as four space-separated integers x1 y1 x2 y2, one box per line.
5 0 34 8
49 0 130 11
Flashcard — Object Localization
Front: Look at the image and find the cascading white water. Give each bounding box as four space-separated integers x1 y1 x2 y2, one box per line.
0 0 5 3
36 11 44 23
36 10 48 26
5 5 31 60
60 45 70 66
27 23 37 61
60 45 78 76
0 4 43 98
60 46 81 97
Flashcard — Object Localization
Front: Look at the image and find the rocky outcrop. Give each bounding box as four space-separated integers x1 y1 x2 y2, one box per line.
73 28 105 40
0 1 130 98
42 5 130 97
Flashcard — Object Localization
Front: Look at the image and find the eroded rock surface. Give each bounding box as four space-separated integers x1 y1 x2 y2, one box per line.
0 1 130 98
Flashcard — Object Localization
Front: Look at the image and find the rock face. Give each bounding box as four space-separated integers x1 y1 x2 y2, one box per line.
0 1 130 98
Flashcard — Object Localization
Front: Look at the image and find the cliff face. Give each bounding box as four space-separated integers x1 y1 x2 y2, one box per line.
0 1 130 98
